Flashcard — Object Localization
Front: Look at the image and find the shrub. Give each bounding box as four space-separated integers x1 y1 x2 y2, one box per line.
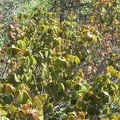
0 0 120 119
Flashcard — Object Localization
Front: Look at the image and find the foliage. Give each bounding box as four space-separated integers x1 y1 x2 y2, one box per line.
50 0 92 23
0 0 50 47
0 0 28 47
0 0 120 119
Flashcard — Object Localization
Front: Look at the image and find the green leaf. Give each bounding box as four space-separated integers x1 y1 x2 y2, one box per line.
111 69 117 76
72 92 78 99
66 80 74 89
38 95 46 103
39 115 44 120
53 38 62 46
0 109 7 116
17 84 30 92
117 72 120 79
41 69 48 79
76 90 84 97
17 40 26 49
74 56 80 65
23 49 31 56
5 84 16 95
14 74 20 82
106 66 117 76
45 51 49 58
81 84 89 93
75 100 86 111
59 57 66 62
1 116 10 120
23 91 31 103
66 55 80 65
8 105 18 114
66 55 74 63
0 84 3 92
110 83 119 90
3 95 13 104
16 90 31 104
67 112 77 120
16 91 24 103
27 56 37 67
33 96 43 110
102 106 110 114
27 57 31 67
30 56 37 66
11 45 21 56
24 74 31 82
58 83 65 92
103 91 109 96
46 103 54 112
43 25 49 33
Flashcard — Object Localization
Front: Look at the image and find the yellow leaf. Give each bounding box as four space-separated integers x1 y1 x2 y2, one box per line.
117 72 120 79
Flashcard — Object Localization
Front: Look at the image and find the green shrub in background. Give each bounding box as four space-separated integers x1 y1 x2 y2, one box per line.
0 0 120 120
49 0 92 23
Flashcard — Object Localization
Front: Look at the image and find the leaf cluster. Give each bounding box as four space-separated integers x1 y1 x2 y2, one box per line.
0 0 120 120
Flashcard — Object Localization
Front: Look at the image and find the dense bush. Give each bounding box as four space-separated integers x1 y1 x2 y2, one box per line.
49 0 92 23
0 0 29 47
0 0 50 47
0 0 120 120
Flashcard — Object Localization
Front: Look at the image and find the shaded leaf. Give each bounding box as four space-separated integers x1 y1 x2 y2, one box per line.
58 83 65 92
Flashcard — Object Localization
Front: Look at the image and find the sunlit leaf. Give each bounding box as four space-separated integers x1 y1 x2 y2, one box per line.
17 40 26 49
1 116 10 120
16 90 31 104
102 106 110 114
17 84 30 92
5 84 16 95
81 84 89 93
41 69 48 80
66 55 74 63
33 96 43 110
16 91 24 103
11 45 21 56
117 72 120 79
8 105 18 114
0 109 7 116
103 91 109 96
14 74 20 82
74 56 80 65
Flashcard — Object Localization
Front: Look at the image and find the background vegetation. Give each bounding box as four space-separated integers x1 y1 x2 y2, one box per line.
0 0 120 119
